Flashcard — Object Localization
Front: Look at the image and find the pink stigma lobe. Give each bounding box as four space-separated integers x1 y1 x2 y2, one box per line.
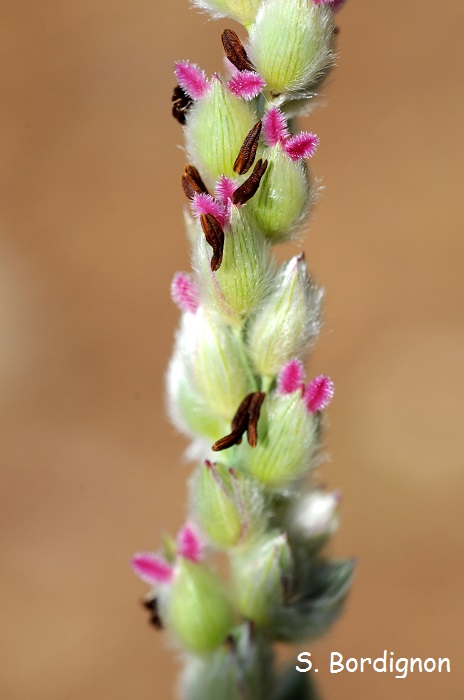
171 272 199 314
262 106 289 147
283 132 319 161
174 61 210 100
227 71 265 100
215 176 237 204
277 359 306 395
177 524 204 563
131 553 174 584
304 375 334 412
191 193 229 228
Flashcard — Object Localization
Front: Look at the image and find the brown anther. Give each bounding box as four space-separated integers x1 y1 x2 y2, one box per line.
221 29 254 73
212 429 244 452
232 159 268 206
212 392 266 452
172 84 193 125
142 596 163 630
181 164 209 200
233 121 262 175
231 393 254 434
246 391 265 448
200 213 225 272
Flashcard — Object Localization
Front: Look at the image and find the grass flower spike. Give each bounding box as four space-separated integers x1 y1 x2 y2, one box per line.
135 1 354 697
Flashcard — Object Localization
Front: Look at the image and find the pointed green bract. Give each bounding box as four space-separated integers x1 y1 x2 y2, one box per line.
190 462 266 547
231 532 292 626
168 310 255 424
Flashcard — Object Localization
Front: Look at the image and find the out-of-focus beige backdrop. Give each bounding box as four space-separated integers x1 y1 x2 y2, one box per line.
0 1 463 698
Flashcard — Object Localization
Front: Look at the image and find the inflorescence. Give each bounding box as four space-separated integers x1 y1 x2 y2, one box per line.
132 1 353 698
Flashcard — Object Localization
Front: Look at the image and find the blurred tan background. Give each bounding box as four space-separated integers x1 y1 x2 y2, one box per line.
0 1 463 698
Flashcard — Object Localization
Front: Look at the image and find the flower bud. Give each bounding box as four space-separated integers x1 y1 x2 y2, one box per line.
185 77 256 187
190 461 266 547
166 335 229 445
247 146 312 242
167 311 255 435
239 390 318 489
192 0 263 26
249 0 334 98
167 558 234 652
195 207 273 325
231 532 292 626
247 255 322 378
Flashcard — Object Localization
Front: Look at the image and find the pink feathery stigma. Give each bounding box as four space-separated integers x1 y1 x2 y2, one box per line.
215 176 237 204
304 375 335 413
174 61 210 100
262 106 289 147
227 71 266 100
283 132 320 161
177 524 204 563
191 193 229 228
277 359 306 395
171 272 199 314
131 553 174 585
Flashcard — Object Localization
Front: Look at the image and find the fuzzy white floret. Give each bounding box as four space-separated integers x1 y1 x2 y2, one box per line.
249 0 335 99
247 255 323 377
